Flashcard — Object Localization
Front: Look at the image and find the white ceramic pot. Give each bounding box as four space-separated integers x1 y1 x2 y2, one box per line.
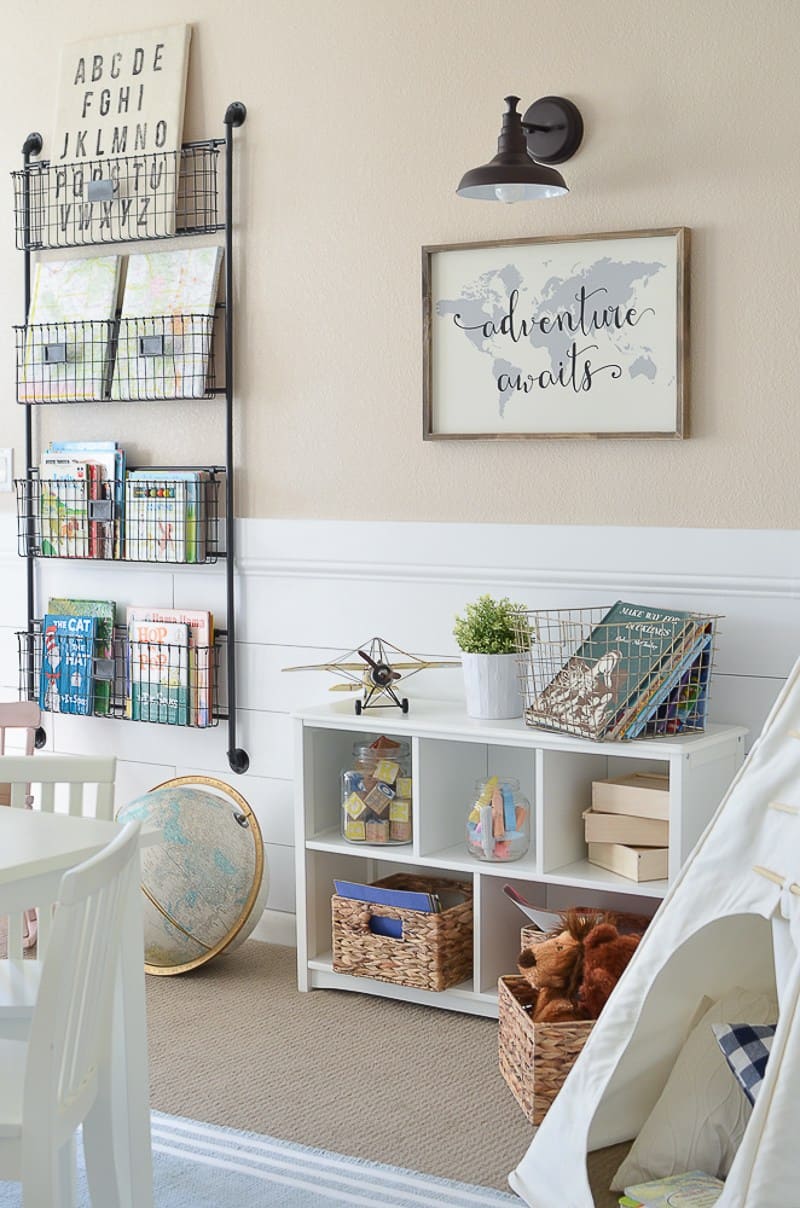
461 652 523 720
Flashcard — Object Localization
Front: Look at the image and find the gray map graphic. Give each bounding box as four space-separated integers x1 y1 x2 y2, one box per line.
436 257 665 417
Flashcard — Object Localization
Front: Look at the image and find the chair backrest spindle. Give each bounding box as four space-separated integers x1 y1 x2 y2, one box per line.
0 754 117 961
24 821 140 1147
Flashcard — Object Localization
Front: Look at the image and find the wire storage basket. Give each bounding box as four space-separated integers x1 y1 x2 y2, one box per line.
15 312 218 403
12 141 222 251
15 468 223 564
513 604 720 742
17 621 224 728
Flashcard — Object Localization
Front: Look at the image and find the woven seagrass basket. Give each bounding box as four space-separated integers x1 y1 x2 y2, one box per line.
498 975 593 1125
331 873 473 992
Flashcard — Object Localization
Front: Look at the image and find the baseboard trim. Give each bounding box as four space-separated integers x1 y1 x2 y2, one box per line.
249 909 296 948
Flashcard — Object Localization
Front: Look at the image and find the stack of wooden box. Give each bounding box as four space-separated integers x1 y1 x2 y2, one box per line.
583 772 669 882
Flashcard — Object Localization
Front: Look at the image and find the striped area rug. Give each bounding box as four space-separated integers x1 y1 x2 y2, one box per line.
0 1111 520 1206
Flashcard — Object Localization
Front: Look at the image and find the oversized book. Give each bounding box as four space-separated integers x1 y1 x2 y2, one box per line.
20 256 121 401
125 469 208 562
38 455 90 558
111 246 223 400
127 616 189 725
124 477 188 562
47 598 115 716
39 613 97 716
526 602 704 741
126 606 213 726
47 25 192 245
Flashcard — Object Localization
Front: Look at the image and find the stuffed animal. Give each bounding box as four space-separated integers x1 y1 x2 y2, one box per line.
578 921 640 1019
517 910 602 1023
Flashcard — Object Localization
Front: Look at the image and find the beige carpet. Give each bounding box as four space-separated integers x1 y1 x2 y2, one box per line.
145 939 627 1203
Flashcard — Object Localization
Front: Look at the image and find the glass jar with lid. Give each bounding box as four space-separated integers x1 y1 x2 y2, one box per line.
341 736 412 844
466 776 530 862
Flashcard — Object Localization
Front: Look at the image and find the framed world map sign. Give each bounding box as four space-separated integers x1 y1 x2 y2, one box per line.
422 228 689 440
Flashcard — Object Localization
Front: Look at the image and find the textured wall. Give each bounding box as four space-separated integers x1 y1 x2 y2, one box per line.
0 0 798 527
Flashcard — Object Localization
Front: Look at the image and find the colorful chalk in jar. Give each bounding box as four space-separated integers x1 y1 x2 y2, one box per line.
466 776 530 862
341 736 412 845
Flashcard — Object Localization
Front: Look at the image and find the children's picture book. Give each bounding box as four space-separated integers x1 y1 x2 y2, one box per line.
127 616 189 725
20 256 122 401
527 602 703 740
38 455 90 558
111 246 223 400
623 1170 723 1206
47 441 126 558
126 606 213 726
333 880 442 913
124 477 188 562
39 613 97 716
48 25 192 244
125 468 208 563
47 597 115 716
624 630 713 739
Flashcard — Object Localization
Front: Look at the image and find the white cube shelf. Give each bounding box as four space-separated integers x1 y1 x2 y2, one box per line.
293 699 746 1018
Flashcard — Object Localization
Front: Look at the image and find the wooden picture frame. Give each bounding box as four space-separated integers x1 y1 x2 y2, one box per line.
422 228 689 440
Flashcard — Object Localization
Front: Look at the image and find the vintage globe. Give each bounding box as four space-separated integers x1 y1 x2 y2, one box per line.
117 776 267 975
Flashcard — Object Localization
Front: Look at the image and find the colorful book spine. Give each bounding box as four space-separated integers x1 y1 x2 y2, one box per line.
39 613 97 716
48 442 125 558
624 631 713 739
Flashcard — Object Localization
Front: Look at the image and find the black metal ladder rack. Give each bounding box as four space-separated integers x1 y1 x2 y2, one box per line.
16 103 249 774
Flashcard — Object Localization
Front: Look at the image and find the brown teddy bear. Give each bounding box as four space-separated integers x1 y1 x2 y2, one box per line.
578 922 640 1019
517 909 601 1023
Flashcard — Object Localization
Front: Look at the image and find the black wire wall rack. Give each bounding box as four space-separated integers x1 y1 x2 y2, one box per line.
15 466 224 564
15 103 249 773
18 620 227 727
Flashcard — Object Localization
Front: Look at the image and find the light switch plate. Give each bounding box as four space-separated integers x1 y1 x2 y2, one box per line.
0 448 12 492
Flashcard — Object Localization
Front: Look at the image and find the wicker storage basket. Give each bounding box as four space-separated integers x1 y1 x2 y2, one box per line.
331 873 473 992
498 975 593 1125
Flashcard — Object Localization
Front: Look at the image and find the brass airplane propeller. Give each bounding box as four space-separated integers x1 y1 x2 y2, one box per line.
284 636 459 714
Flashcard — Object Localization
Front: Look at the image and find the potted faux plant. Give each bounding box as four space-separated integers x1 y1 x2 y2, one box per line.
453 594 530 720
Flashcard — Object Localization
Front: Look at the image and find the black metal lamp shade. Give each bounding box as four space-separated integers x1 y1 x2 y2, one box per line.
457 95 582 203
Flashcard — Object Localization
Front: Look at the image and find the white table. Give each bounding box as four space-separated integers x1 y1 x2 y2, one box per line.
0 808 154 1208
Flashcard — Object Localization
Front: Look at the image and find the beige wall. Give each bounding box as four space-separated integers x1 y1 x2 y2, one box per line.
1 0 798 527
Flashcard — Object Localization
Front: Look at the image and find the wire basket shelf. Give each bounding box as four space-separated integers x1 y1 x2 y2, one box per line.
15 312 220 404
15 469 223 564
12 141 223 251
513 605 721 742
18 621 226 727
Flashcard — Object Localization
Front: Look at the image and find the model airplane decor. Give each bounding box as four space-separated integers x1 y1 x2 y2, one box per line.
283 636 460 714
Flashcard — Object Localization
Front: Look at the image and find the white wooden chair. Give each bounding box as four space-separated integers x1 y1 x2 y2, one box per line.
0 819 140 1208
0 702 42 948
0 754 117 1037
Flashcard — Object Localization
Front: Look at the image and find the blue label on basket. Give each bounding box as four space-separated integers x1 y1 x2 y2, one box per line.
369 916 403 939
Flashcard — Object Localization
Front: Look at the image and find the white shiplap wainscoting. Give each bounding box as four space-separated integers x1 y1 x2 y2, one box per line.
0 515 798 944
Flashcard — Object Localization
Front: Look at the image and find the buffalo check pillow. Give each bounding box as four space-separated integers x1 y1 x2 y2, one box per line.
712 1023 777 1107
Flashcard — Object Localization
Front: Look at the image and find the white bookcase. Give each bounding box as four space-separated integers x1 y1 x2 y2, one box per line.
293 699 746 1018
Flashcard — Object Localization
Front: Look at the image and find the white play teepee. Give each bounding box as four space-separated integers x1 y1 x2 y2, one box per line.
510 662 800 1208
